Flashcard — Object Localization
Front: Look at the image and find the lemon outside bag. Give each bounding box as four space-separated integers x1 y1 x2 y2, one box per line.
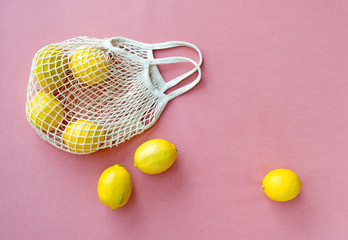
25 37 203 154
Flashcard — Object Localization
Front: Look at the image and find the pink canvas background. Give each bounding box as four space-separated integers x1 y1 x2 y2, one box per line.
1 0 348 239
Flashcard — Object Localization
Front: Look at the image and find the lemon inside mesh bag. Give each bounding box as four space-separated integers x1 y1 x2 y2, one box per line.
69 47 110 85
26 36 202 154
33 46 68 92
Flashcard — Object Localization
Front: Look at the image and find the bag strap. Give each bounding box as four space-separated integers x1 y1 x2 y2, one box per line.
146 41 203 101
105 38 203 101
147 41 203 66
147 56 201 101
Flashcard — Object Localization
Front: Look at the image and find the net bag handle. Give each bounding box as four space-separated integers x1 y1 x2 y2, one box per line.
105 38 203 101
147 56 201 101
146 41 203 101
147 41 203 66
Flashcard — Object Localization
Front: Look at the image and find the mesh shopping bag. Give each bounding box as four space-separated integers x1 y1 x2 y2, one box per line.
25 36 203 154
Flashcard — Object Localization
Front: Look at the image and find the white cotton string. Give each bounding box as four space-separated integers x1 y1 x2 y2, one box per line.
26 36 203 154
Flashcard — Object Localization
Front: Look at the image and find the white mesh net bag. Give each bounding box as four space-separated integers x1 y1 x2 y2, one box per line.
25 36 203 154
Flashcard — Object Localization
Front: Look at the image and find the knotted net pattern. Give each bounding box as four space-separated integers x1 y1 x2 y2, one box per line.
26 37 167 154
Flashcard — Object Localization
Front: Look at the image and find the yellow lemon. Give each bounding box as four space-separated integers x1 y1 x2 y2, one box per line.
62 119 105 154
262 169 302 202
33 45 67 92
69 47 110 85
98 164 132 210
26 91 65 132
134 139 178 174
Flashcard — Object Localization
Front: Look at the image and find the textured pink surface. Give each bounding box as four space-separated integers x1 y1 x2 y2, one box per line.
1 0 348 239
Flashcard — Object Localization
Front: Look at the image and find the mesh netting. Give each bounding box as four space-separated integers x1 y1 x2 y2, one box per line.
26 37 202 154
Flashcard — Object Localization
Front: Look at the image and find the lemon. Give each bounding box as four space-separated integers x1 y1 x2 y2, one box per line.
62 119 106 154
134 139 178 174
98 164 133 210
33 45 67 92
26 91 65 132
262 169 302 202
69 47 110 85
